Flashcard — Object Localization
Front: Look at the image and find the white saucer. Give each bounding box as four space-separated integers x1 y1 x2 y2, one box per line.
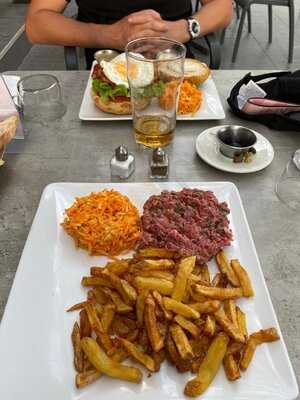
195 126 274 173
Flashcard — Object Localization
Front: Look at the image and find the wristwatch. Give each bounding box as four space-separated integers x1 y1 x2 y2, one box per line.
186 18 201 39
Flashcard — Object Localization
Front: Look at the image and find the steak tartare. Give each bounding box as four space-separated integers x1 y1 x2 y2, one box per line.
139 188 233 264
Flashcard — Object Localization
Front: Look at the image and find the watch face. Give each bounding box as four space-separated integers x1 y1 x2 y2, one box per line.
192 21 200 35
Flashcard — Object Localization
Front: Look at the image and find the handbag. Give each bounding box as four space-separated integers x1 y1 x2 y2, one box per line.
227 71 300 131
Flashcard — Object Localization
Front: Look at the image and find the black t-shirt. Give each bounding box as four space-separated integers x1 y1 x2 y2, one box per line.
66 0 192 23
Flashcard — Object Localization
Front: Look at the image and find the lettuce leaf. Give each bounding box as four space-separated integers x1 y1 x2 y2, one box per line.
92 79 129 103
135 80 166 99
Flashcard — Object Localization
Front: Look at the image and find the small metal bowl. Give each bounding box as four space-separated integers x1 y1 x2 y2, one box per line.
94 49 119 63
216 125 257 159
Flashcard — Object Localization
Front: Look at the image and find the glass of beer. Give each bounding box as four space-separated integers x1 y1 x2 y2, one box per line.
125 37 186 148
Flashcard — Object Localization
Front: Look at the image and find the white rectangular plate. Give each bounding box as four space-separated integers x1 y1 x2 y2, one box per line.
79 62 225 121
0 182 298 400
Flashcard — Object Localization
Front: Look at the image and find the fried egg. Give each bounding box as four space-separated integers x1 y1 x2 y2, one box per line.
100 52 154 88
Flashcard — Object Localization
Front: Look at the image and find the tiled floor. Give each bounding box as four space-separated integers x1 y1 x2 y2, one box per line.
0 1 299 71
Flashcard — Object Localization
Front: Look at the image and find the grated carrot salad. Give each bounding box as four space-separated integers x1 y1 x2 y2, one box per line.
61 189 141 256
178 80 203 115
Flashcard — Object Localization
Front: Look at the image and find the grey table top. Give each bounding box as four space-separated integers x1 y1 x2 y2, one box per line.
0 70 300 393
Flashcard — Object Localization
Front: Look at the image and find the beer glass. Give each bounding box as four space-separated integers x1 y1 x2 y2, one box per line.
125 38 186 148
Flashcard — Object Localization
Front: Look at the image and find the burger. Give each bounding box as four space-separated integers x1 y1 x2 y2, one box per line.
91 53 132 115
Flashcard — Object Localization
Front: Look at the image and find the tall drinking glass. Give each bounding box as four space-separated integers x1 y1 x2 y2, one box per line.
125 38 186 148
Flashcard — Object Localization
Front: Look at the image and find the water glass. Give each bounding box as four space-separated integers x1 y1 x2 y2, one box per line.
276 149 300 211
16 74 66 121
125 37 186 148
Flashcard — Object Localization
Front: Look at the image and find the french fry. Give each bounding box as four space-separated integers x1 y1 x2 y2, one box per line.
170 324 194 360
236 306 248 339
76 369 102 389
240 337 257 371
134 276 174 295
81 276 114 288
85 302 104 333
251 327 279 343
152 349 166 372
189 289 207 303
120 279 137 305
138 248 177 259
82 356 94 372
143 259 175 270
138 328 151 354
223 354 241 381
90 266 105 276
214 308 245 343
72 322 84 372
95 330 113 353
102 287 133 313
211 273 222 287
79 309 92 338
241 328 279 370
93 288 109 305
216 250 240 287
67 300 91 312
121 338 156 372
136 289 149 327
81 337 142 383
184 333 229 397
193 284 243 300
191 355 206 374
92 270 136 305
189 300 221 313
163 297 200 319
231 259 254 297
198 264 211 285
203 315 216 337
135 270 175 281
190 336 211 357
101 304 115 332
189 274 211 286
172 256 196 301
145 295 164 352
157 321 168 341
174 315 201 338
224 300 238 327
105 260 130 275
226 341 244 356
166 333 192 373
152 290 173 321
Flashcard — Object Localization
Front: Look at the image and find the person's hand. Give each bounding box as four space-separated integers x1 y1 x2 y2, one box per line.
163 19 190 44
109 10 168 50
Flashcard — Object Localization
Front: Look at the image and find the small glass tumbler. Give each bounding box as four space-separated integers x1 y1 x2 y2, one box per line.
276 149 300 211
125 37 186 148
16 74 66 121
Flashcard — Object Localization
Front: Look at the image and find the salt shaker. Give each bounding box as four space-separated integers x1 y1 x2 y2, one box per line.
150 147 169 179
110 145 135 179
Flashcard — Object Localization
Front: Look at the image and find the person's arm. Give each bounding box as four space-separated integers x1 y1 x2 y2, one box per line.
163 0 233 43
26 1 168 49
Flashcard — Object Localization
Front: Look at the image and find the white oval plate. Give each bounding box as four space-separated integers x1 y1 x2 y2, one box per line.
196 126 274 173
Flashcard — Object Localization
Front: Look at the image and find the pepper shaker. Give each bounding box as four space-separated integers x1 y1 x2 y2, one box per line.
150 147 169 179
110 145 135 179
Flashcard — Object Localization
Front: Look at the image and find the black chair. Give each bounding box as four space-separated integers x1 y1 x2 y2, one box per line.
231 0 295 63
64 1 222 70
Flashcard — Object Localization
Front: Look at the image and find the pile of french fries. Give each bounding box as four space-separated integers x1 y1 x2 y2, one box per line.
68 248 279 397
